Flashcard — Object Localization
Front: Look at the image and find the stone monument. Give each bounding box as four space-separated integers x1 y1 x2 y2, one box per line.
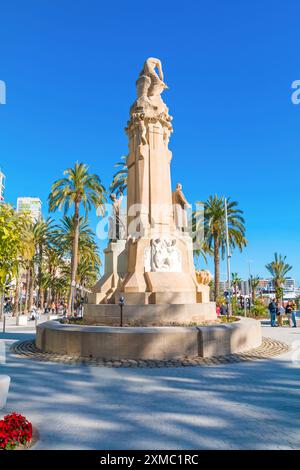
36 59 262 360
86 57 215 324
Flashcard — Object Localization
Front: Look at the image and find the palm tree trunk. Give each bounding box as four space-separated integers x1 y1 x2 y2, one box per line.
28 264 34 312
24 267 30 314
40 288 45 311
44 288 47 306
0 288 4 320
48 287 52 306
68 201 80 314
213 234 220 301
38 241 43 308
13 273 20 317
275 279 282 303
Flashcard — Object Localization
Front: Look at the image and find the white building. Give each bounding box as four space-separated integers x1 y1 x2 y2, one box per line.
17 197 42 222
0 169 5 201
283 277 296 292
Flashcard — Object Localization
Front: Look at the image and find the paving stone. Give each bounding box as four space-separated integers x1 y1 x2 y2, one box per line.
10 337 290 368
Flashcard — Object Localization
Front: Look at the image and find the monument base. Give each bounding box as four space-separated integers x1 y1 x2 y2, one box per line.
84 302 216 326
36 317 262 360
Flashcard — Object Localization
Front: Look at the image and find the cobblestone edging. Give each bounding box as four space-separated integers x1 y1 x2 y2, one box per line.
10 337 290 368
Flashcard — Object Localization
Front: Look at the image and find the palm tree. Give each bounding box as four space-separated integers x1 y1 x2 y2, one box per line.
266 253 292 302
32 218 54 309
18 217 35 313
48 162 106 313
231 272 241 299
43 245 66 306
250 275 260 303
110 156 128 195
204 195 247 301
8 210 34 316
51 215 100 307
192 206 211 266
53 215 101 288
53 216 99 257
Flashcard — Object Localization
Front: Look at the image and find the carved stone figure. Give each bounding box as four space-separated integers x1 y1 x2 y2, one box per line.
109 193 124 240
165 239 182 272
172 183 191 231
151 238 181 272
196 270 213 285
137 57 168 101
138 114 147 146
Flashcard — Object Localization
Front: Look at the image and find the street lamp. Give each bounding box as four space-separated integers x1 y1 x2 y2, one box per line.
119 296 125 327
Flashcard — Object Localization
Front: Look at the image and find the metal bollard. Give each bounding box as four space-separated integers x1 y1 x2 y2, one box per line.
119 296 125 327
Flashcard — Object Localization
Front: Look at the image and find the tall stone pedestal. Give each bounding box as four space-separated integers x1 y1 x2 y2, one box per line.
86 57 215 324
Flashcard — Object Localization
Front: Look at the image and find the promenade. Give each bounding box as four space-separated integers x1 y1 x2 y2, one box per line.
0 318 299 450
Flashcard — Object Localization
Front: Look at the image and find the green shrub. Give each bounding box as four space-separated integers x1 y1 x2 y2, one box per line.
250 300 268 318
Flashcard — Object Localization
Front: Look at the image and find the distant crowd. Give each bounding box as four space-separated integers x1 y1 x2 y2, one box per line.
2 299 84 319
268 299 297 328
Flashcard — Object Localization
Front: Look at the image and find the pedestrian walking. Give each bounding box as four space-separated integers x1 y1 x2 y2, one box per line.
286 300 297 328
277 302 285 327
268 298 277 327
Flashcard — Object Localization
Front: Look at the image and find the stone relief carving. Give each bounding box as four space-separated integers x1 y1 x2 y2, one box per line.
138 114 147 146
145 238 182 272
196 269 212 285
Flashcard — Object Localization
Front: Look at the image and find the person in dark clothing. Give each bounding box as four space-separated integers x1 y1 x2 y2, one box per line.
220 303 227 316
268 299 278 327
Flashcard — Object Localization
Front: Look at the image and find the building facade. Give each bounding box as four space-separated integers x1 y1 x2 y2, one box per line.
17 197 42 221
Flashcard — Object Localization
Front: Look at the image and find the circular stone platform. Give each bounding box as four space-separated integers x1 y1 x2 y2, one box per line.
11 337 289 367
35 317 263 361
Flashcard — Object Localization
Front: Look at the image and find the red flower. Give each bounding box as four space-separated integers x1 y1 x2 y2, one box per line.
0 413 33 450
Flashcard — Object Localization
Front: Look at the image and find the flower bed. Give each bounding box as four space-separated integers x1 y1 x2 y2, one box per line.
0 413 33 450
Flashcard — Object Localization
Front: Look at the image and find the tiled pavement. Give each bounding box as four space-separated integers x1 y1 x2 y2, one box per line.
11 337 290 367
0 321 300 449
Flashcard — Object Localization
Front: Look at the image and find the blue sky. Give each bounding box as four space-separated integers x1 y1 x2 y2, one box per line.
0 0 299 282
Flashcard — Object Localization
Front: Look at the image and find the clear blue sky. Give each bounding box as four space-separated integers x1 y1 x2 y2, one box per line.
0 0 299 282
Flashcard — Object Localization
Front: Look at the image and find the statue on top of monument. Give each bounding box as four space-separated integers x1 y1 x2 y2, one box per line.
108 192 125 241
172 183 191 232
137 57 168 102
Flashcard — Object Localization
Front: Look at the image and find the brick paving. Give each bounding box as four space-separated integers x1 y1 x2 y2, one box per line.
11 337 289 367
1 322 300 449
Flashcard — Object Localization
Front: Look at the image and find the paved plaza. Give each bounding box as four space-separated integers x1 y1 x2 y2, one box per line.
0 318 299 450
